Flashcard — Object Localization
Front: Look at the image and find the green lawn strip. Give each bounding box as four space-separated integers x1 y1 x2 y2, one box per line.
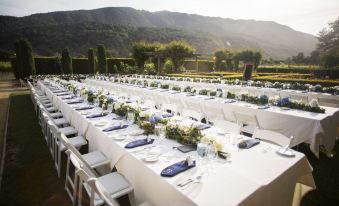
0 92 71 206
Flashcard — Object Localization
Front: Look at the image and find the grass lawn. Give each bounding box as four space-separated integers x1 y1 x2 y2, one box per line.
0 92 338 206
0 92 71 206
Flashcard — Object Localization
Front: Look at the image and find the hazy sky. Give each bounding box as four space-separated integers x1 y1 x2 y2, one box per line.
0 0 338 35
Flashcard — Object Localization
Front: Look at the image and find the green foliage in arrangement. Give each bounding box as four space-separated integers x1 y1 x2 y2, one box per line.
97 44 108 74
165 123 203 145
61 48 73 74
88 48 96 74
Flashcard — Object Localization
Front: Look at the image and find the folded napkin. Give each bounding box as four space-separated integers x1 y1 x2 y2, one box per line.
75 106 94 110
102 124 128 132
238 139 260 149
124 138 155 149
204 97 215 100
160 160 196 177
62 96 75 100
112 116 124 120
186 94 196 97
162 113 174 118
224 99 236 103
258 105 270 109
197 124 211 130
86 113 108 118
67 100 84 104
57 93 70 96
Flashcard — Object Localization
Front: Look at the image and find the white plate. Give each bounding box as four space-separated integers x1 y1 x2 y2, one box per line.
130 130 144 136
276 148 295 157
114 135 126 141
143 154 159 162
94 121 109 127
80 111 91 115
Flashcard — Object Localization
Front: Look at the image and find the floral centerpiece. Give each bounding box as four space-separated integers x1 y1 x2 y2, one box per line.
199 89 209 95
160 84 170 89
172 85 181 91
165 120 203 145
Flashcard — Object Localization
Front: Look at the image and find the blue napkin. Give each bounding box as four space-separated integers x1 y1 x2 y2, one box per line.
204 97 215 100
102 124 128 132
86 113 108 118
197 124 211 130
238 139 260 149
125 138 155 148
162 113 174 118
258 105 270 109
160 160 196 177
76 106 94 110
62 96 75 100
57 93 70 96
112 116 124 120
67 100 84 104
224 99 236 103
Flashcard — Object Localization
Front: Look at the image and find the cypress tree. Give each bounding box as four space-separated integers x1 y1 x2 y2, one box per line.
97 44 107 74
19 39 35 78
14 40 22 79
88 48 96 74
61 48 73 74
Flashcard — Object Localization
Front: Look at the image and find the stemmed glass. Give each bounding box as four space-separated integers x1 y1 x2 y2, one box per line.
154 124 166 144
107 103 114 113
94 97 99 107
127 112 135 125
207 143 217 173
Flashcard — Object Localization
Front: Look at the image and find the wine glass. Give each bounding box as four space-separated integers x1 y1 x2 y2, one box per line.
107 103 113 113
94 97 99 107
207 143 217 173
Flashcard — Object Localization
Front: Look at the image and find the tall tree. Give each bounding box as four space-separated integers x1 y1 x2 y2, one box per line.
253 51 262 71
162 40 195 72
317 17 339 68
61 48 73 74
88 48 96 74
97 44 107 74
214 50 226 71
19 39 35 77
14 40 23 79
131 41 161 72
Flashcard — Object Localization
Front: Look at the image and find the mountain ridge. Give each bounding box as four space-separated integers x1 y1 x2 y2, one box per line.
0 7 317 59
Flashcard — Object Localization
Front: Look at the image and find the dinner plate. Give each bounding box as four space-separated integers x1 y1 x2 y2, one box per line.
80 111 91 115
276 148 295 157
94 121 109 127
113 135 127 141
143 154 160 162
130 130 144 136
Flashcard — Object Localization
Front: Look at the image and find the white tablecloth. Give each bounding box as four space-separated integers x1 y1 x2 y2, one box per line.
38 79 316 206
84 79 339 158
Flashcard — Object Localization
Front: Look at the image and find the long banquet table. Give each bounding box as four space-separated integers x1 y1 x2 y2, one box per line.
37 79 316 206
84 79 339 158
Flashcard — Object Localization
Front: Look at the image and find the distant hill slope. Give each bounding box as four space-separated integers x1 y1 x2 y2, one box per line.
0 7 317 59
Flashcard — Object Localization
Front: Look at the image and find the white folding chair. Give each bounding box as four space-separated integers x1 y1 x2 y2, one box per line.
233 112 260 135
317 97 339 108
252 128 293 147
213 120 241 134
48 121 87 178
64 143 126 206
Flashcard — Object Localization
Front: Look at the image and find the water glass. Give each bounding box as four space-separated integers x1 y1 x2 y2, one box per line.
197 142 207 159
127 112 135 124
94 98 99 107
107 103 113 113
155 124 166 142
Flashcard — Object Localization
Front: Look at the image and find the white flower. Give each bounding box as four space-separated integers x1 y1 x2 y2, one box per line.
309 99 319 108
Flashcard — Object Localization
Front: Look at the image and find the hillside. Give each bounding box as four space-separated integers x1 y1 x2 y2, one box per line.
0 7 318 59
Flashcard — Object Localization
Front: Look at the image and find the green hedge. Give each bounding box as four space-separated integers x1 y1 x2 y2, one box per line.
257 67 339 79
183 60 214 72
11 57 135 75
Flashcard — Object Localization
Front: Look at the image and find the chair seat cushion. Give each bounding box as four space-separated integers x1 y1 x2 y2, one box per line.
58 127 77 136
60 135 87 151
46 107 57 112
82 151 108 168
53 118 69 126
50 112 63 118
83 172 131 203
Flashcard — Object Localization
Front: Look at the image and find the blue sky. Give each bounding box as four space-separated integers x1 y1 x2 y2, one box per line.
0 0 338 35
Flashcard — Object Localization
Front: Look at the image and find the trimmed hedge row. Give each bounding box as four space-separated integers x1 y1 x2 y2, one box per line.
257 67 339 78
252 77 339 87
183 60 214 72
11 57 135 75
